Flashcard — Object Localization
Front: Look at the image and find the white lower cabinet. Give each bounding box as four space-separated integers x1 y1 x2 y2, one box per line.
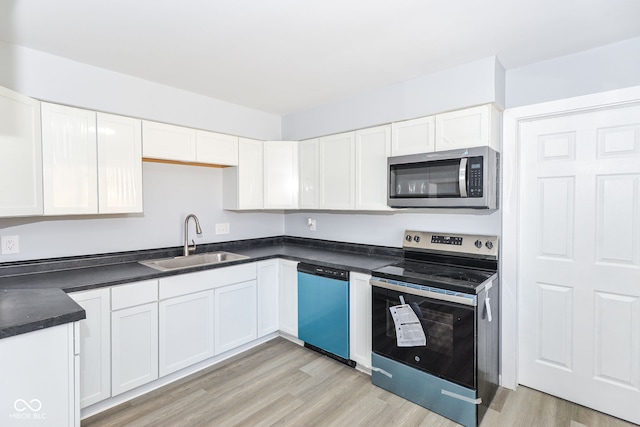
350 272 372 370
111 280 159 396
0 323 78 426
159 290 215 377
256 259 279 337
278 259 299 337
214 280 258 354
70 288 111 408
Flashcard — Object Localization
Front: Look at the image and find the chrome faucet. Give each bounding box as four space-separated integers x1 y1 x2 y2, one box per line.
183 214 203 256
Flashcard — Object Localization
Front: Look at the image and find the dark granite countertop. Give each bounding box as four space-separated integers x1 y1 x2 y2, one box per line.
0 236 402 339
0 288 86 339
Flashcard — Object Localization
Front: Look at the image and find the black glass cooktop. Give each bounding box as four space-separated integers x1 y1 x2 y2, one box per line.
372 260 497 293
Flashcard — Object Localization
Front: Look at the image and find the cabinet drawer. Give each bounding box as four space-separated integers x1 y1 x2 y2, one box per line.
111 280 158 310
159 262 257 300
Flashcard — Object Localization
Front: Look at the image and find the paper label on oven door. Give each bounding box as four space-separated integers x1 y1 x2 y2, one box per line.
389 304 427 347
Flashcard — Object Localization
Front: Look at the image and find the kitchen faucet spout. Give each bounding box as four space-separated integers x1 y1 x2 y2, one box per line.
183 214 203 256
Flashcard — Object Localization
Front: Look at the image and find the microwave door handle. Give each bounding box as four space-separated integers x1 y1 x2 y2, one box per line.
458 158 468 198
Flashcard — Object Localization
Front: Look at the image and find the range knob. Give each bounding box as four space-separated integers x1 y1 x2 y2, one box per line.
405 235 413 242
474 240 482 249
485 241 494 250
413 235 420 243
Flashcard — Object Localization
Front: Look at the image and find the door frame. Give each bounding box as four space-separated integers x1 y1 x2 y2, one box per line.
500 85 640 389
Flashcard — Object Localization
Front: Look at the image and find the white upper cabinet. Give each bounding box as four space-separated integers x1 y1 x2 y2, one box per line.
42 103 99 215
42 103 143 215
223 137 263 210
195 130 238 166
298 138 319 209
391 115 435 156
142 120 196 162
319 132 356 209
435 104 501 152
355 125 391 211
0 86 43 217
263 140 298 209
97 113 143 213
143 120 239 166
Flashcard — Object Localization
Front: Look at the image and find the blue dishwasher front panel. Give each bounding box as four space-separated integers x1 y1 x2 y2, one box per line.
298 272 349 359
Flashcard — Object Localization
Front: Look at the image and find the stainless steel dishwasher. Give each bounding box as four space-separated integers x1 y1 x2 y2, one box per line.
297 263 355 367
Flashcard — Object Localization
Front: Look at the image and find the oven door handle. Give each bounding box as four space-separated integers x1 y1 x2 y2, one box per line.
371 366 393 378
370 279 477 307
458 157 468 198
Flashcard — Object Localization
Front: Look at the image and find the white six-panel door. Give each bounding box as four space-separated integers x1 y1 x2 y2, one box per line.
518 103 640 424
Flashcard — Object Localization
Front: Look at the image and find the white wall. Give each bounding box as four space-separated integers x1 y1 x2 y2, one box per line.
0 41 281 140
505 36 640 108
285 210 501 248
0 163 284 262
282 56 505 141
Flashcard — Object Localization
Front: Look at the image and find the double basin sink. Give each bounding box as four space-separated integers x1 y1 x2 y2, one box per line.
139 251 249 272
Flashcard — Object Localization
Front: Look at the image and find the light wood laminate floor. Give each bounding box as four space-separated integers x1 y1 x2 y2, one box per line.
83 338 637 427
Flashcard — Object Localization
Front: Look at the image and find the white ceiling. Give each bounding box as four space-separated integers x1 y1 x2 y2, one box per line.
1 0 639 115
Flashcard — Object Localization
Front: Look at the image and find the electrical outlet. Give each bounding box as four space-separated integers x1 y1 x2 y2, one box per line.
307 218 317 231
215 223 230 235
1 235 20 255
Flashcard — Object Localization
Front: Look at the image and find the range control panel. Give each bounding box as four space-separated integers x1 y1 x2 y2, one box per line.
403 230 498 259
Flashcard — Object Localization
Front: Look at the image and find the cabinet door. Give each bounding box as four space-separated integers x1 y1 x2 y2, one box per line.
0 86 43 217
349 272 372 369
319 132 355 209
256 260 279 337
238 138 264 209
223 137 263 210
97 113 143 213
435 104 500 151
214 280 257 354
264 141 298 209
298 138 319 209
42 103 98 215
278 260 299 337
142 120 196 162
391 115 435 156
70 288 111 408
0 324 77 426
355 125 391 211
111 303 158 396
158 290 214 377
196 130 238 166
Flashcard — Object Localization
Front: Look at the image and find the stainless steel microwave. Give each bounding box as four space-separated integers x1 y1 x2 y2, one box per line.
388 146 499 209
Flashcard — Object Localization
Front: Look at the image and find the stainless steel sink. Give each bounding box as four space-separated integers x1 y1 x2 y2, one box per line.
139 251 249 271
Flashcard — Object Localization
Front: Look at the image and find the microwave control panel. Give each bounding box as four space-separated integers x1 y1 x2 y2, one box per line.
468 156 483 197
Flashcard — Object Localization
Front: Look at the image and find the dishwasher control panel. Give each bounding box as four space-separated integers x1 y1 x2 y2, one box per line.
297 263 349 280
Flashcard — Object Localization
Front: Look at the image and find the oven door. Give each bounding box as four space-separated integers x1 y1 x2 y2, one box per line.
372 281 476 389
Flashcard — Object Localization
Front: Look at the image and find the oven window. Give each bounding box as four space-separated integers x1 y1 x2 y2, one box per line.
424 309 454 357
373 286 476 389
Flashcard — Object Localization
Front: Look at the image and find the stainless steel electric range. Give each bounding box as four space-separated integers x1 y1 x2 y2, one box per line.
370 230 499 427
